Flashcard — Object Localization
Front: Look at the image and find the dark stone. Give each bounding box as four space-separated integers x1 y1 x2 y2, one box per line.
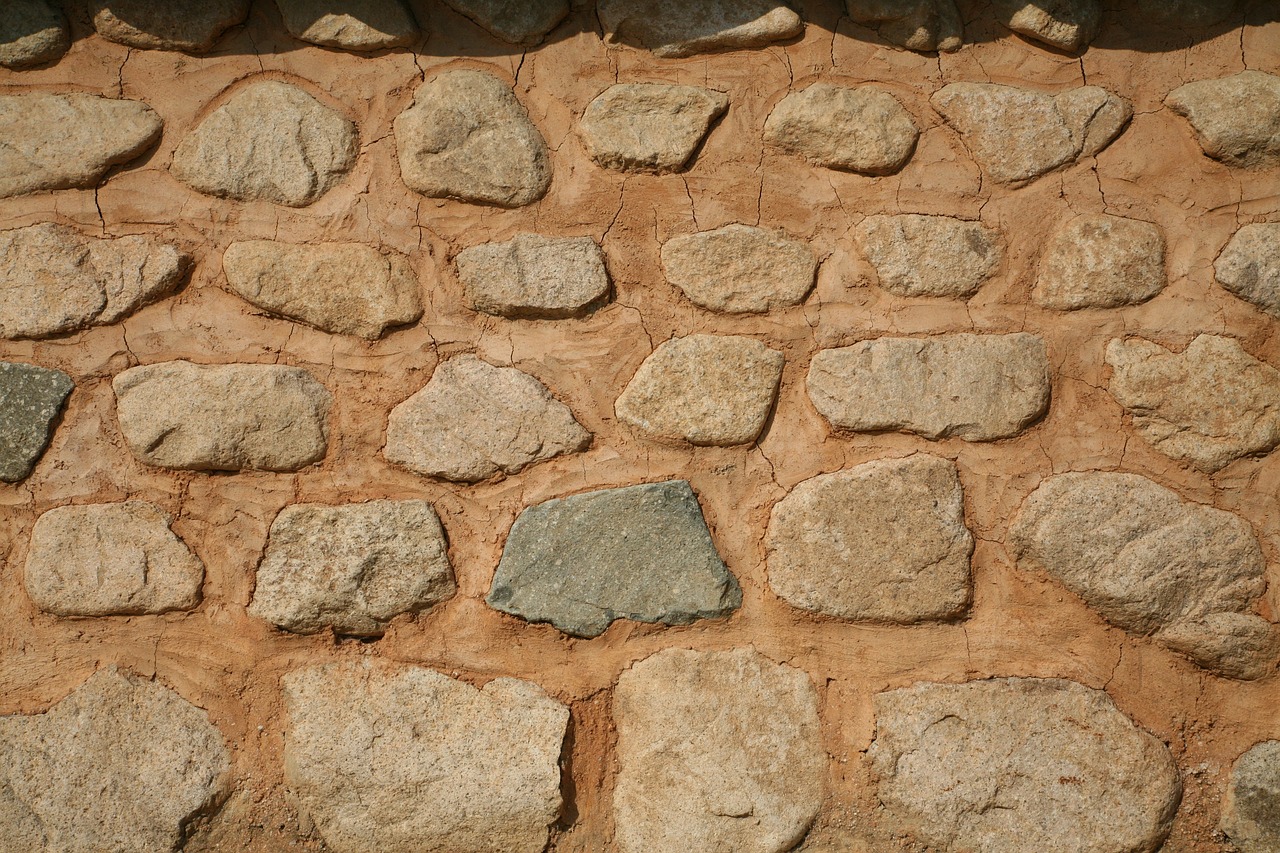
0 362 73 483
441 0 569 45
0 0 68 69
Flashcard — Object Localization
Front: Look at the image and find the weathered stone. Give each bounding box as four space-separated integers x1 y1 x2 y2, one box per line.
487 480 740 637
869 678 1181 853
1167 71 1280 169
0 0 68 68
276 0 419 51
661 224 816 313
89 0 248 51
113 360 331 472
1221 741 1280 853
1011 472 1276 679
0 93 162 199
853 214 1001 299
222 240 422 339
1033 214 1166 310
172 81 357 207
1217 223 1280 316
283 660 567 853
441 0 568 45
992 0 1100 51
455 234 609 319
845 0 963 52
0 668 229 853
613 648 825 853
598 0 803 57
764 84 919 175
616 335 784 446
1105 335 1280 472
807 334 1051 441
394 70 551 207
767 455 973 623
0 361 72 483
1139 0 1236 27
932 83 1131 184
580 84 728 174
249 500 455 636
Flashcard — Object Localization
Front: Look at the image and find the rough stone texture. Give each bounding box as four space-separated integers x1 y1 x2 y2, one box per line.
616 334 785 446
441 0 568 45
222 240 422 339
283 660 567 853
764 84 919 175
1033 214 1167 310
249 500 455 636
113 360 331 472
0 0 68 68
579 84 729 174
766 455 973 623
1011 472 1275 679
1105 335 1280 472
275 0 419 51
598 0 803 58
807 333 1051 441
853 214 1002 299
89 0 248 52
613 648 825 853
1139 0 1237 27
932 83 1132 185
1167 71 1280 169
0 361 72 483
1217 223 1280 316
845 0 963 52
0 668 229 853
487 480 741 638
992 0 1101 51
662 224 815 313
394 70 551 207
172 81 357 207
1221 741 1280 853
455 233 609 319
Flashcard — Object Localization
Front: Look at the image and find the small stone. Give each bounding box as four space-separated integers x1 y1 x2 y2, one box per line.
1167 71 1280 169
283 660 567 853
579 84 728 174
455 234 609 319
0 93 162 199
598 0 803 57
172 81 357 207
113 360 331 472
853 214 1001 299
1217 223 1280 316
1221 741 1280 853
661 224 816 313
275 0 419 51
807 333 1051 441
0 361 72 483
487 480 741 638
441 0 568 45
766 455 973 623
1139 0 1237 27
992 0 1100 51
394 70 551 207
869 678 1181 853
764 84 919 175
844 0 963 52
25 502 204 617
223 240 422 339
0 0 68 68
0 668 229 853
89 0 248 52
1105 335 1280 472
385 355 589 482
616 335 784 446
613 648 825 853
1033 214 1166 310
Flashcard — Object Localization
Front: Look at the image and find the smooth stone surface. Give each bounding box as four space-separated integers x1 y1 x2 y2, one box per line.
89 0 248 51
276 0 419 50
0 361 73 483
1217 223 1280 316
455 233 609 319
579 83 728 174
1167 71 1280 168
845 0 963 52
854 214 1002 299
1221 741 1280 853
661 224 816 313
598 0 803 57
0 0 68 68
1033 214 1166 309
764 84 919 175
992 0 1100 51
441 0 568 45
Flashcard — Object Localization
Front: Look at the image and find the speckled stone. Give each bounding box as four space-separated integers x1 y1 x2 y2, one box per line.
0 361 73 483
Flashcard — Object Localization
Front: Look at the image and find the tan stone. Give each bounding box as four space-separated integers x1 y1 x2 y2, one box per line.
455 233 609 319
853 214 1001 299
1033 214 1166 310
992 0 1100 51
844 0 963 52
580 83 728 174
1217 222 1280 316
661 224 816 313
441 0 568 45
1221 741 1280 853
275 0 419 51
598 0 803 57
89 0 248 52
764 84 919 175
0 0 68 68
1167 71 1280 169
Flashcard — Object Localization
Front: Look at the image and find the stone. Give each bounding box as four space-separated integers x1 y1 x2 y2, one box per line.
0 0 68 68
113 360 331 472
1105 335 1280 472
579 84 728 174
766 455 973 623
868 678 1181 853
1221 741 1280 853
598 0 803 58
89 0 248 51
441 0 568 45
0 93 162 199
394 70 551 207
275 0 419 51
845 0 963 52
853 214 1002 299
283 660 567 853
222 240 422 339
487 480 741 638
0 361 72 483
807 333 1051 441
992 0 1100 51
613 648 825 853
932 83 1132 185
0 668 229 853
249 500 455 636
455 234 609 319
1217 223 1280 316
1033 214 1166 310
1011 472 1276 679
661 224 816 313
172 81 357 207
764 84 919 175
1167 71 1280 169
1139 0 1236 27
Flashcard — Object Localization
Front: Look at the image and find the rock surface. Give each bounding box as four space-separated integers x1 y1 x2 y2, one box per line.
661 224 816 313
764 84 919 175
442 0 569 45
1167 71 1280 169
275 0 419 51
598 0 803 57
853 214 1002 299
992 0 1100 51
1217 223 1280 316
1139 0 1237 27
1221 741 1280 853
0 0 68 68
0 361 73 483
613 648 825 853
1033 214 1166 309
89 0 248 51
487 480 741 637
845 0 963 52
455 233 609 319
579 84 728 174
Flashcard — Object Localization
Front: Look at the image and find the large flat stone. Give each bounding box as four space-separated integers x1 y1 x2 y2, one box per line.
598 0 803 57
0 361 73 483
441 0 569 45
764 84 919 175
853 214 1002 299
1167 71 1280 169
275 0 419 51
580 83 728 174
1217 223 1280 316
662 224 816 313
1221 741 1280 853
455 233 609 319
992 0 1100 51
845 0 963 52
1034 214 1166 310
89 0 248 51
0 0 68 68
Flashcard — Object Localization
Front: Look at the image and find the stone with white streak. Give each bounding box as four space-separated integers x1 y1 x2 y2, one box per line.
598 0 803 57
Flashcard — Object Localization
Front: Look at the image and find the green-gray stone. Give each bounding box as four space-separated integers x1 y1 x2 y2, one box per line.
1222 741 1280 852
0 361 72 483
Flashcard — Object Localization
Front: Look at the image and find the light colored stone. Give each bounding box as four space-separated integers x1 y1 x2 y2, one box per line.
598 0 803 57
394 70 551 207
661 224 816 313
223 240 422 339
580 84 728 174
845 0 963 52
1221 741 1280 853
1167 71 1280 169
613 648 825 853
1033 214 1166 310
249 500 455 636
0 668 229 853
1105 335 1280 472
276 0 419 51
113 360 331 472
616 334 784 446
1217 223 1280 316
385 354 589 482
853 214 1001 299
992 0 1100 51
0 361 72 483
869 678 1181 853
0 0 68 68
807 333 1051 441
283 660 567 853
89 0 248 51
764 84 919 175
455 233 609 319
172 81 357 207
441 0 568 45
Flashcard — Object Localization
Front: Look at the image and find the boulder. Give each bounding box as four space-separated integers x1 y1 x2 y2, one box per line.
1033 214 1166 310
1167 71 1280 169
579 83 728 174
853 214 1001 299
455 234 609 319
764 84 919 175
661 224 816 313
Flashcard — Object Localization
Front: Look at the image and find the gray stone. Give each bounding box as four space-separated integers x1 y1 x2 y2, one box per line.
661 224 816 313
1167 71 1280 169
845 0 963 52
455 233 609 319
853 214 1002 299
487 480 741 638
276 0 419 51
1217 223 1280 317
992 0 1100 51
89 0 248 52
1034 214 1166 310
598 0 803 57
441 0 568 45
1221 741 1280 853
580 84 728 174
764 84 919 175
1139 0 1237 27
0 361 72 483
613 648 825 853
0 0 68 68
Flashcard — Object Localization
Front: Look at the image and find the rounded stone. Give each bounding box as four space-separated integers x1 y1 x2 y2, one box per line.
764 84 919 175
275 0 420 51
89 0 248 52
598 0 803 58
455 233 609 319
1216 222 1280 316
661 224 816 313
1221 741 1280 852
1034 214 1166 310
579 83 728 174
992 0 1100 51
1167 71 1280 169
0 0 68 68
853 214 1002 299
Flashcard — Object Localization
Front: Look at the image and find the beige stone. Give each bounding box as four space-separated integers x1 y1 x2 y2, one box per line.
764 84 919 175
1221 741 1280 853
1216 222 1280 316
992 0 1100 51
441 0 568 45
275 0 419 51
661 224 816 313
598 0 803 57
1167 71 1280 169
89 0 248 52
845 0 963 52
455 233 609 319
853 214 1002 299
1033 214 1166 310
0 0 68 68
580 84 728 174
